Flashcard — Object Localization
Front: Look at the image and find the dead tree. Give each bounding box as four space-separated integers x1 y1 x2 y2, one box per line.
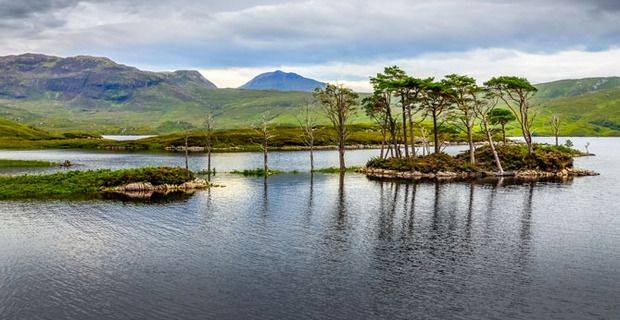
314 84 359 172
254 114 275 175
550 114 561 146
204 112 215 180
296 102 319 172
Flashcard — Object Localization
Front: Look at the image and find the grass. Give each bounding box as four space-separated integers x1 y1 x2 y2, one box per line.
0 159 58 167
0 167 195 200
312 166 361 173
230 168 284 176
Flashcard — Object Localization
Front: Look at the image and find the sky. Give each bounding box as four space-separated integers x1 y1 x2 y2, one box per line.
1 0 619 91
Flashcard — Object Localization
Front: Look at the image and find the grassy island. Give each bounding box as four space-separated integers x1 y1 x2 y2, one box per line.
0 167 206 200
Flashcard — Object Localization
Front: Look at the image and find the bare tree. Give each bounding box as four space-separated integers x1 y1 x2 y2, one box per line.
296 102 319 172
254 114 275 175
204 112 215 180
472 88 504 174
314 84 359 171
550 114 561 146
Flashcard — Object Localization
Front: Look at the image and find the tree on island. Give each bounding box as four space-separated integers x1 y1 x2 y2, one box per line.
484 76 537 154
296 102 319 172
204 111 215 180
444 74 478 164
550 114 561 146
314 84 359 171
368 71 403 158
362 93 390 159
370 66 429 159
420 80 455 154
472 86 504 173
488 108 516 144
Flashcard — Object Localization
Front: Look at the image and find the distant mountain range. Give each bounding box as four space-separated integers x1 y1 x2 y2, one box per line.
240 70 326 92
0 53 618 136
0 53 217 105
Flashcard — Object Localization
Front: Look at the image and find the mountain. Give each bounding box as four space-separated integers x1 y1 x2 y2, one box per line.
239 70 326 92
0 53 216 104
0 54 618 136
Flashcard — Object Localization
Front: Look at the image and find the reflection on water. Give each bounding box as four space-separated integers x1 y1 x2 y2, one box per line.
0 138 618 319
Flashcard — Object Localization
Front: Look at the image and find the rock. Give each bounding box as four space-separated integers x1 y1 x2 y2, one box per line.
105 178 210 196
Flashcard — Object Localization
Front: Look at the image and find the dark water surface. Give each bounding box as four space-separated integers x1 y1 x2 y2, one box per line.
0 138 618 319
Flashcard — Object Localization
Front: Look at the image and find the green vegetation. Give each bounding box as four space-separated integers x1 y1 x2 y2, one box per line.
367 143 579 173
0 167 195 200
0 117 55 140
367 153 479 173
230 168 284 176
0 159 58 167
312 166 361 173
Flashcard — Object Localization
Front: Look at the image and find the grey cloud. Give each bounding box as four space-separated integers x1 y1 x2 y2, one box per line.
0 0 618 68
0 0 80 18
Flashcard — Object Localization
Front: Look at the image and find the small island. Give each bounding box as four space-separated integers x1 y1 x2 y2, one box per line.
0 167 209 200
360 143 598 180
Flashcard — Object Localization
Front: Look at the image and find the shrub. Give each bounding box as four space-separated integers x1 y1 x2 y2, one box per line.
366 153 480 173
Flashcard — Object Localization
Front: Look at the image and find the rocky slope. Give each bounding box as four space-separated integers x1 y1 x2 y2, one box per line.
0 53 216 103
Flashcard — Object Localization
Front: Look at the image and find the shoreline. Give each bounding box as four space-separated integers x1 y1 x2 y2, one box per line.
358 167 599 181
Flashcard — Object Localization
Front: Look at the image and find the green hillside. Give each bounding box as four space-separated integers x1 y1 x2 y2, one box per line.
0 117 53 139
534 77 620 99
0 72 619 136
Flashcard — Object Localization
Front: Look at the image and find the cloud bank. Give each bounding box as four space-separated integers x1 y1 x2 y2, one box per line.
1 0 619 88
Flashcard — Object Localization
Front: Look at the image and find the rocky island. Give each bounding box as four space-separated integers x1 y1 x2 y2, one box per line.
360 143 598 181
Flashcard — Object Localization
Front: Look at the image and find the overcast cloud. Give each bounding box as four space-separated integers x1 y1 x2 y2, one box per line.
1 0 619 90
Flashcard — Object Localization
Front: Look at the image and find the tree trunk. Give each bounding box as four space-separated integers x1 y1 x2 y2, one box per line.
310 144 314 172
263 144 268 174
408 108 416 158
467 124 475 164
207 147 212 180
401 97 409 157
501 124 506 144
483 120 503 173
338 130 346 171
433 110 440 154
184 136 189 171
555 134 559 146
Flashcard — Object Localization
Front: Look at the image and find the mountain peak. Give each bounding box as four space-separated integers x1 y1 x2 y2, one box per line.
240 70 326 92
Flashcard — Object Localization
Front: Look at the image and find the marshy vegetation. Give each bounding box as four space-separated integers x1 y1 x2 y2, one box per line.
0 159 59 167
0 167 198 200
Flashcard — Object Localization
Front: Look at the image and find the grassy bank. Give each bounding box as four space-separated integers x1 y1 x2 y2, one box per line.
0 123 481 152
366 143 580 173
0 159 58 167
0 167 195 200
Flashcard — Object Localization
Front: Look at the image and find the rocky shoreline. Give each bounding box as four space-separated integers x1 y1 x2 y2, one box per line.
103 178 209 198
358 167 599 181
